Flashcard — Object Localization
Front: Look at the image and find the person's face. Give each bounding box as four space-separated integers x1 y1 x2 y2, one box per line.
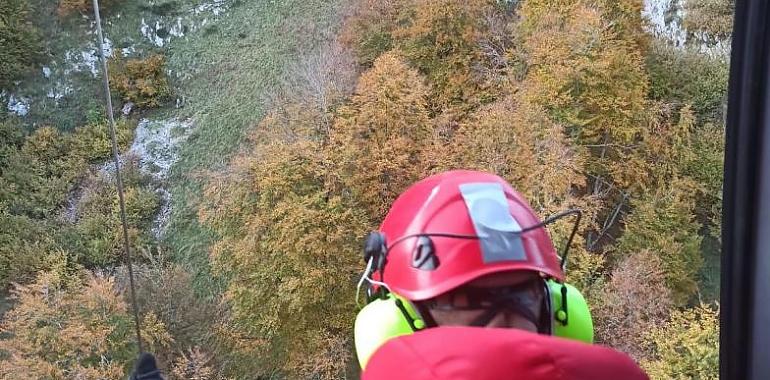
420 272 545 332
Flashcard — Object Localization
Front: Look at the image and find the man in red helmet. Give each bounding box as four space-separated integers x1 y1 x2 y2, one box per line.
356 170 648 380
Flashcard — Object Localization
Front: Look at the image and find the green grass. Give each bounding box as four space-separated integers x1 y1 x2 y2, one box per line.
160 0 346 296
11 0 105 130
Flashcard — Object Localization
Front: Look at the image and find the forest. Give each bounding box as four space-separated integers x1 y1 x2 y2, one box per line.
0 0 731 378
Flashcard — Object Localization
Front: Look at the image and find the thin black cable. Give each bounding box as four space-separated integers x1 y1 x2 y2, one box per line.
92 0 144 354
378 209 582 285
557 209 582 271
385 209 583 258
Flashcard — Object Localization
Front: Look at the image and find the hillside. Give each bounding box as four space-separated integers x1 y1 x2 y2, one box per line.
1 0 730 378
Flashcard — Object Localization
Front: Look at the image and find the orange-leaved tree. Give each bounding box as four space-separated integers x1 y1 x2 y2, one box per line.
200 137 368 378
0 264 172 379
516 0 649 191
329 51 432 222
394 0 495 114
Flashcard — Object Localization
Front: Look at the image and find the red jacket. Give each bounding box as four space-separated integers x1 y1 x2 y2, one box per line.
362 327 649 380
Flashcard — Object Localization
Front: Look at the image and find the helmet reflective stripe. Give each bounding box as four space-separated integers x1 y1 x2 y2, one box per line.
459 182 526 263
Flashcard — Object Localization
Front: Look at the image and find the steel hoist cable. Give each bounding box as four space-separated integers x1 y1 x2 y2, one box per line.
92 0 144 354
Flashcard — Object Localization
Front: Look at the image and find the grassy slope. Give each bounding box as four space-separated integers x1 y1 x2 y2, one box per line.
162 0 345 296
14 0 345 295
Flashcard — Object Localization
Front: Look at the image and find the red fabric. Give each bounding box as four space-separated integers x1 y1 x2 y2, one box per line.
377 170 564 301
362 327 649 380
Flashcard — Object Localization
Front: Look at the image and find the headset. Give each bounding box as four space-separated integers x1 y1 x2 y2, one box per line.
353 209 594 369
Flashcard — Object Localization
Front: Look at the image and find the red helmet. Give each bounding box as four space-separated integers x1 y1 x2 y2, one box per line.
375 170 564 301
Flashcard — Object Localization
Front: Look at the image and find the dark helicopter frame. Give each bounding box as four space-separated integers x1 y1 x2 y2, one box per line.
721 0 770 378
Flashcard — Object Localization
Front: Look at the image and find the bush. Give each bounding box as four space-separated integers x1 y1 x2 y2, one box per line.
0 0 42 89
0 117 141 287
2 126 87 217
72 158 160 267
0 210 62 287
127 248 223 363
71 118 135 161
0 116 25 166
109 54 172 109
1 119 135 218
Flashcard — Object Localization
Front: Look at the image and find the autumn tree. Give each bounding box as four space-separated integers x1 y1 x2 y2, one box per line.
341 0 413 67
684 0 735 44
0 265 171 379
593 250 673 361
200 137 368 378
641 304 719 380
393 0 495 113
516 0 649 191
329 51 432 221
427 92 604 290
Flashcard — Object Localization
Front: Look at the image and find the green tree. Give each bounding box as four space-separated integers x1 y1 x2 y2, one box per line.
0 0 42 89
616 180 702 305
646 42 729 121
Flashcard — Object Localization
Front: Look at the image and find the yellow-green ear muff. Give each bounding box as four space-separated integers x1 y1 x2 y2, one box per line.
547 280 594 343
354 293 424 369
